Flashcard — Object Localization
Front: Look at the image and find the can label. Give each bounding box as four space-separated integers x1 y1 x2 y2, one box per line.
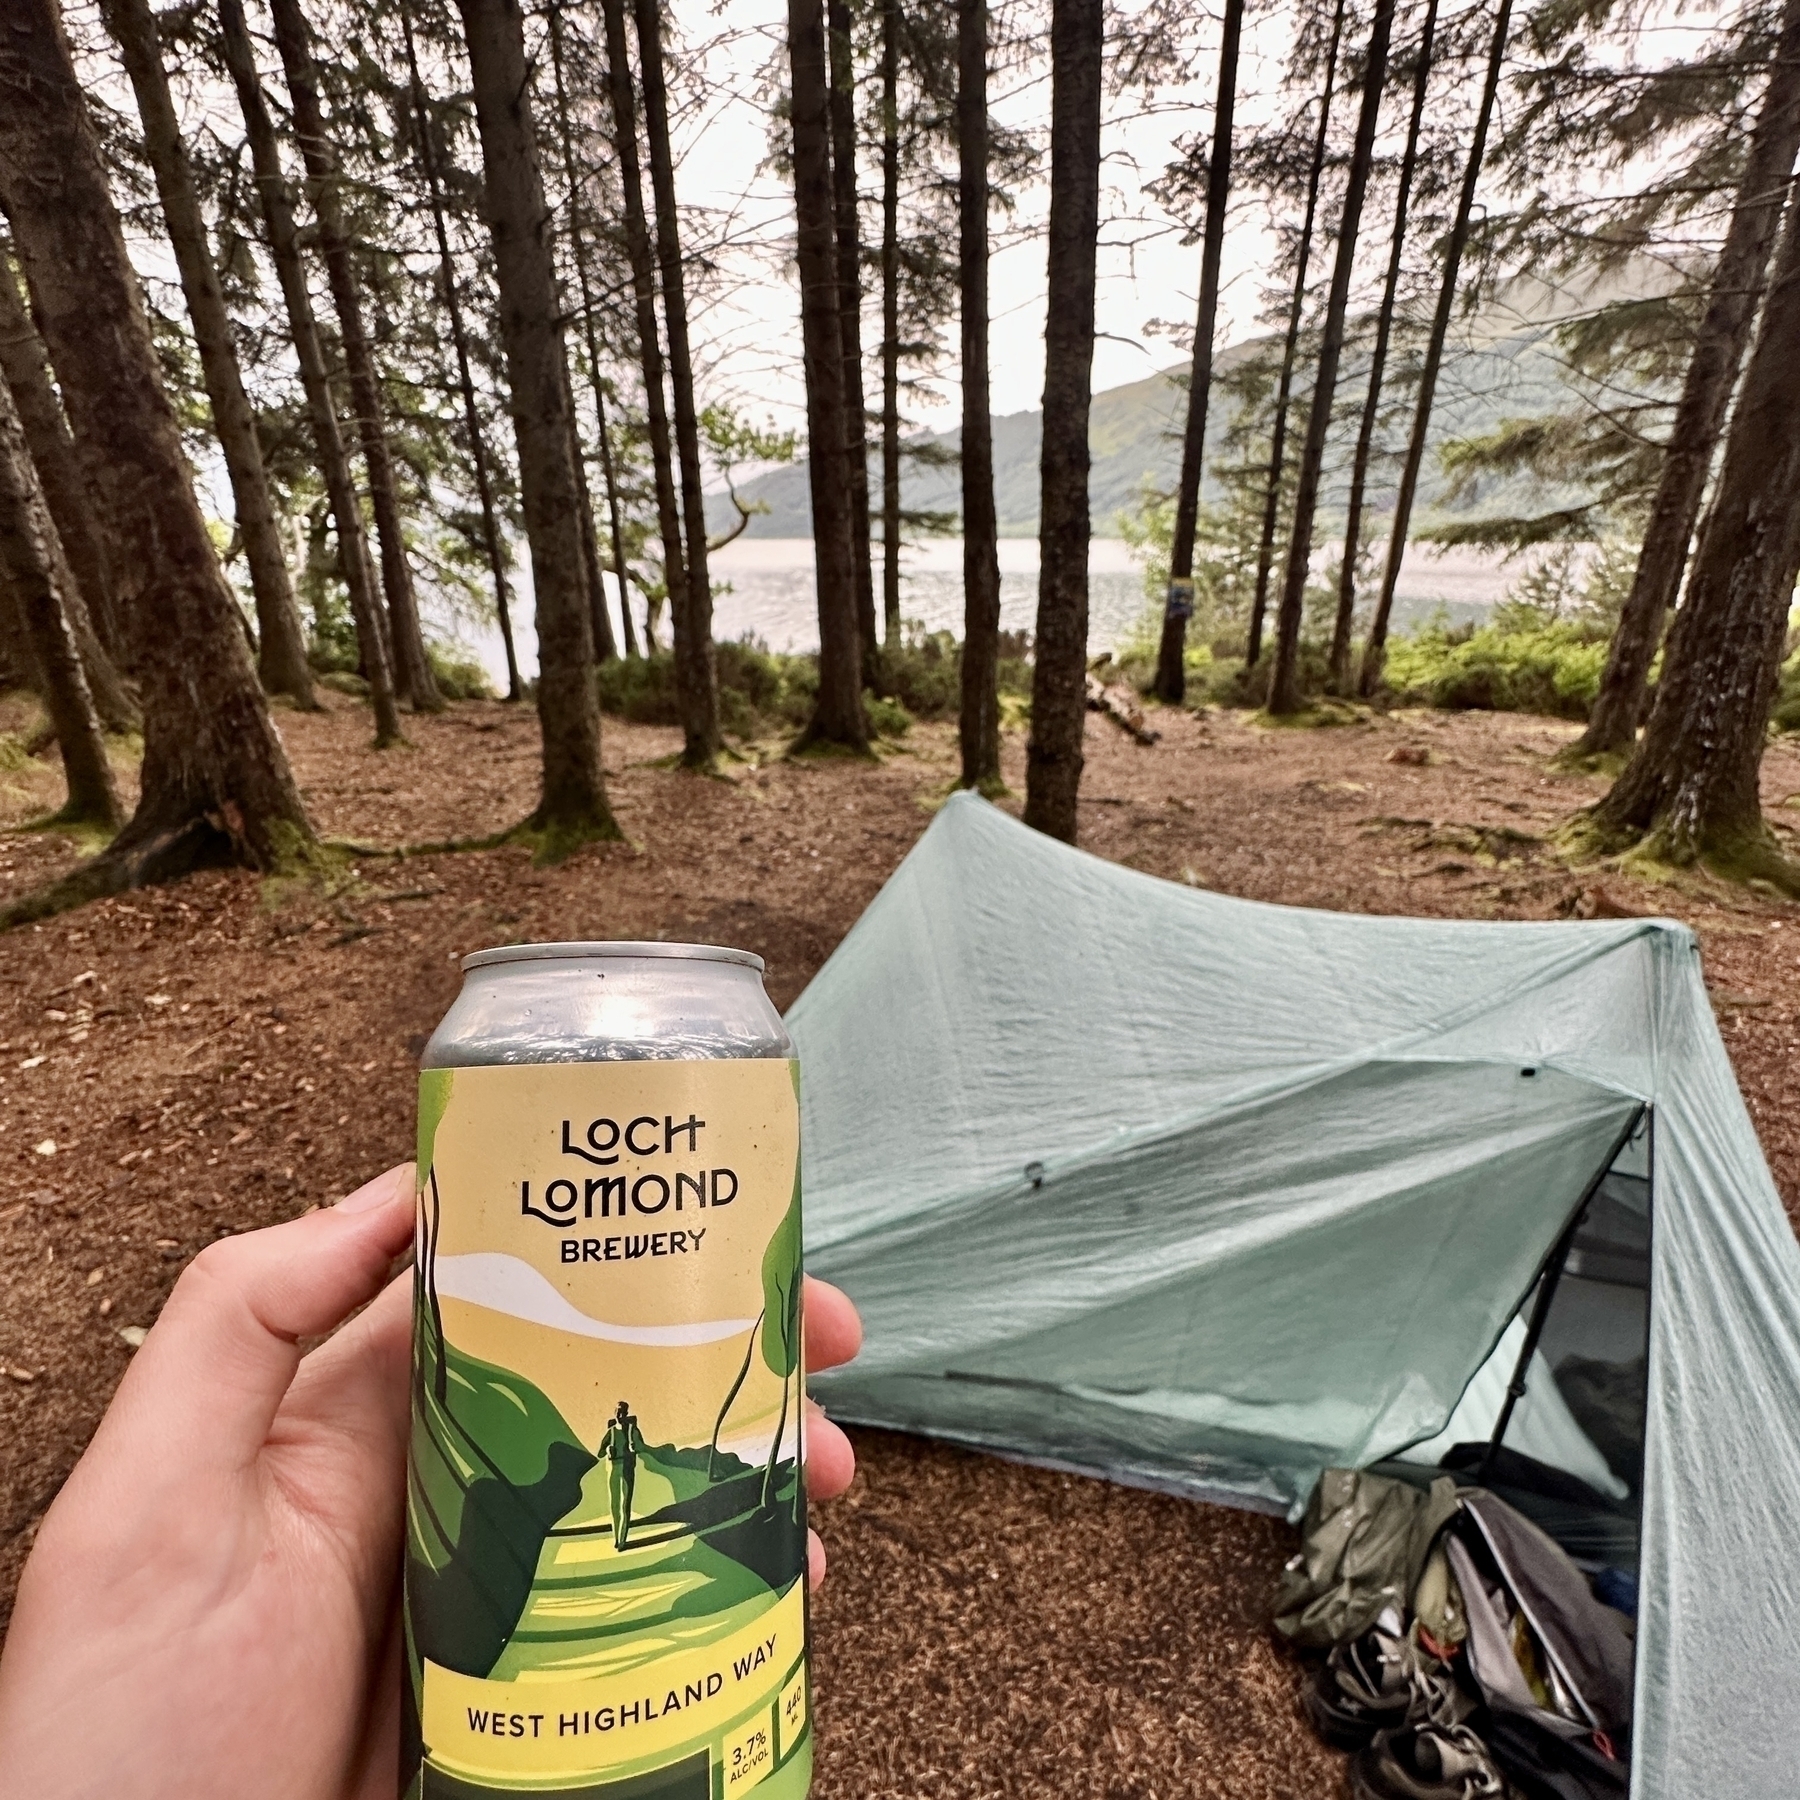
404 1059 809 1799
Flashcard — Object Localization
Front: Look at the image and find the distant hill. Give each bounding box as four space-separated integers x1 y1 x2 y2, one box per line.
705 264 1670 542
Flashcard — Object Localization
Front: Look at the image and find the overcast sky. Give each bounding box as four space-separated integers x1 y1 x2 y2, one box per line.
665 0 1301 432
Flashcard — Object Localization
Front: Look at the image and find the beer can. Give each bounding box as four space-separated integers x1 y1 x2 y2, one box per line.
403 942 810 1800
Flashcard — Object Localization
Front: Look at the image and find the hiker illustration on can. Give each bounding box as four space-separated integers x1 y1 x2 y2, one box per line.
401 942 812 1800
601 1399 645 1551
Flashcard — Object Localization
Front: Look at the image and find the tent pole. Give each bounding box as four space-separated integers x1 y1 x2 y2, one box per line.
1479 1104 1646 1484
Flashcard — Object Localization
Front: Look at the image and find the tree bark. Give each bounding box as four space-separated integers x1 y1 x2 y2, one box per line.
1152 0 1244 705
1328 0 1436 693
958 0 1002 788
635 0 722 761
0 248 130 700
458 0 616 840
1247 0 1344 668
0 272 137 737
105 0 316 711
1573 0 1800 757
567 366 617 663
0 0 312 896
790 0 869 748
600 0 691 681
880 0 902 649
1360 0 1514 696
1023 0 1103 841
1268 0 1396 715
0 374 120 828
218 0 402 748
829 0 878 673
543 0 637 663
266 0 443 713
1588 195 1800 888
397 0 523 700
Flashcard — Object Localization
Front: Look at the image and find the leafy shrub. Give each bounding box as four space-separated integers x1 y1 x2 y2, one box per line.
594 627 1035 740
865 693 912 738
318 669 370 698
427 644 496 701
1381 619 1609 720
1775 649 1800 734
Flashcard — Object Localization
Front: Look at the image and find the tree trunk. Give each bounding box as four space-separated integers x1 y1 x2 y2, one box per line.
829 0 878 674
266 0 443 713
600 0 691 683
1587 197 1800 889
1328 0 1436 693
543 0 637 663
1360 0 1514 696
458 0 617 842
1023 0 1103 842
0 248 132 706
789 0 869 749
0 375 120 828
218 0 402 748
105 0 317 712
1246 0 1344 668
1573 0 1800 758
880 0 902 650
1152 0 1244 705
0 258 138 736
957 0 1002 788
1267 0 1396 715
568 377 618 663
635 0 723 762
594 390 640 659
396 0 523 700
0 0 312 902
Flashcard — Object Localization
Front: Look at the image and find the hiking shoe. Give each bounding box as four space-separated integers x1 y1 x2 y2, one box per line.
1303 1627 1462 1751
1351 1723 1507 1800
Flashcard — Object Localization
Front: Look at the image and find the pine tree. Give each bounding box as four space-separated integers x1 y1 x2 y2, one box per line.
1360 0 1515 694
0 251 138 736
0 0 313 914
217 0 402 747
829 0 878 668
396 0 523 699
0 372 121 829
1268 0 1398 715
0 251 128 690
601 0 695 699
1153 0 1245 705
1247 0 1345 667
105 0 316 712
1570 0 1800 758
1582 193 1800 891
1024 0 1104 842
542 0 638 664
1328 0 1438 693
635 0 722 763
957 0 1002 788
457 0 618 844
789 0 869 748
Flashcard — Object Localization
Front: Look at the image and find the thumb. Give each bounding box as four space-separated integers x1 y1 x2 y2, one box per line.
90 1164 416 1480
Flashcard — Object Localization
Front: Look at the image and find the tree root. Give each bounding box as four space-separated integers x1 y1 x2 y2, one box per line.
1556 806 1800 901
0 815 235 929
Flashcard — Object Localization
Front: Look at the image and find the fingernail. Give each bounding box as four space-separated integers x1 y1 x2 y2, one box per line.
336 1165 411 1213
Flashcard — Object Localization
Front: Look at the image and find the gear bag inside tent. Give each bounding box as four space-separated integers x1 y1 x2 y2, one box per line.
789 792 1800 1800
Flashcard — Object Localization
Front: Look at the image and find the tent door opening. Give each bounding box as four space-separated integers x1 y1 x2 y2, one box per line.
1382 1110 1652 1584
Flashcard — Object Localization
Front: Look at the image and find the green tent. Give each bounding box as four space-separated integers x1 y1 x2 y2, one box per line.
790 791 1800 1800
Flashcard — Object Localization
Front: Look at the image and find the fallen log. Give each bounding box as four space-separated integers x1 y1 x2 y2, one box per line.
1085 671 1160 745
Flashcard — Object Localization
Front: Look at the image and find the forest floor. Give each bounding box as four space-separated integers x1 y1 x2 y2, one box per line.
3 690 1799 1799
